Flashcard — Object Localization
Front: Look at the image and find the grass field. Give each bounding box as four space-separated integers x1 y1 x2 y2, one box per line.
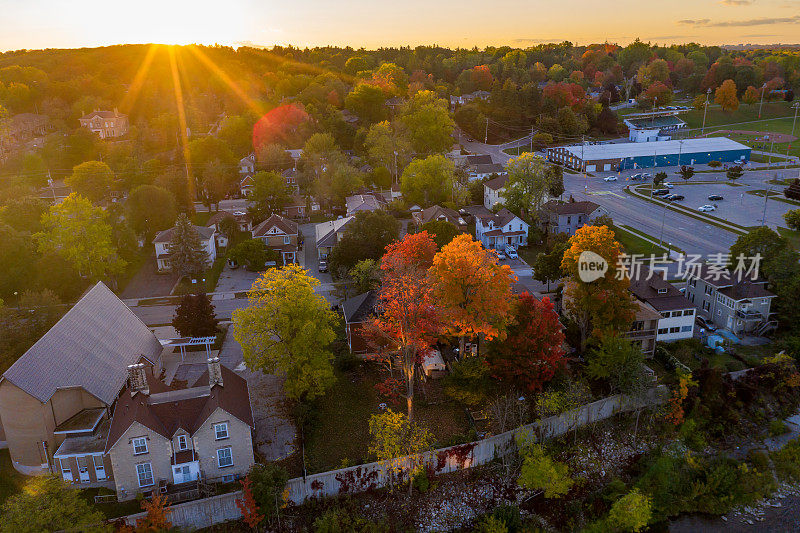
0 450 25 507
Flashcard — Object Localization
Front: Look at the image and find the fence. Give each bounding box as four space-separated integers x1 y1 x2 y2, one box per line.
121 386 668 529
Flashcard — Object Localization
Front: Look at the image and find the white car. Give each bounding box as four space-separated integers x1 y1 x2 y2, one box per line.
698 204 717 212
507 248 519 260
664 182 674 188
495 250 507 260
604 176 617 182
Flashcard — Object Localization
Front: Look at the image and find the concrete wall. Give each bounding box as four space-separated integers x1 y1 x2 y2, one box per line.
120 386 668 529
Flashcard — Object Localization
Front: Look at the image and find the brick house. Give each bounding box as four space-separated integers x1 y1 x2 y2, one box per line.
251 214 300 264
105 359 254 500
78 109 129 139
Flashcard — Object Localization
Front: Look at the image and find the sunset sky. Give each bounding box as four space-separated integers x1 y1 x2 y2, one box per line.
1 0 799 51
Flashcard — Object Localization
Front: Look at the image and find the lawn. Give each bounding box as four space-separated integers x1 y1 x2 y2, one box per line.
191 211 213 226
612 225 676 256
172 256 227 295
0 449 25 507
303 364 471 475
778 227 800 250
517 242 547 266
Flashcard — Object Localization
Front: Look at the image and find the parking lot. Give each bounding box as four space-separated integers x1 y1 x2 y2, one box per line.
647 182 796 229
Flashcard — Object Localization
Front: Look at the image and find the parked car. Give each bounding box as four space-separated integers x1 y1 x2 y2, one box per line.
666 194 685 201
652 188 670 196
642 173 652 179
318 259 328 272
495 250 507 260
507 248 519 259
629 173 642 181
696 315 717 332
664 182 674 188
708 194 724 201
604 176 617 182
698 204 717 212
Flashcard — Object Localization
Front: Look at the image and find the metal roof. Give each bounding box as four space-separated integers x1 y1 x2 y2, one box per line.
560 138 750 161
2 282 163 404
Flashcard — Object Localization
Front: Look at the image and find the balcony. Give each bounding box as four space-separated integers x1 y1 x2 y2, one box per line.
736 309 763 321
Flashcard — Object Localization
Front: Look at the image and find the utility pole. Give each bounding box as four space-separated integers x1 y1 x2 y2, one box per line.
530 126 534 153
786 102 799 170
484 117 488 144
758 83 767 119
658 200 667 248
677 139 684 167
761 185 772 226
701 88 712 135
768 136 775 166
581 135 586 189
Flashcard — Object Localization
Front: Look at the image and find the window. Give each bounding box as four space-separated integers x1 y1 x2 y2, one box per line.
283 236 290 244
705 285 714 295
717 309 722 316
658 328 668 335
214 423 229 440
177 435 188 451
132 437 148 455
661 312 670 318
681 325 693 332
217 447 233 468
702 301 710 311
684 309 694 316
669 327 680 333
136 463 154 487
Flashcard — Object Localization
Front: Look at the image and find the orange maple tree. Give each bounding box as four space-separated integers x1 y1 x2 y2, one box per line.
130 492 171 532
368 231 440 419
236 475 264 530
561 224 636 353
428 234 516 355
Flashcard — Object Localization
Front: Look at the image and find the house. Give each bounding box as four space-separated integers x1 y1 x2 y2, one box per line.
412 205 468 231
623 112 687 143
625 300 661 357
0 282 164 479
466 155 506 181
153 224 217 273
105 358 254 500
282 168 300 193
345 193 388 216
684 264 776 335
341 291 378 355
449 90 490 107
239 154 256 176
283 195 318 220
315 217 354 259
78 109 128 139
483 175 508 209
251 214 300 264
474 208 529 252
539 200 600 235
239 175 255 198
206 210 251 248
628 268 695 342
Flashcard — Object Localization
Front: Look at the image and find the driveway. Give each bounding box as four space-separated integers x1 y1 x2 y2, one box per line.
121 254 179 299
214 264 260 293
219 324 296 462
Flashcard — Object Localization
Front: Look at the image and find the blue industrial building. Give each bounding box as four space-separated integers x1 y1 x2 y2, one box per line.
547 137 751 172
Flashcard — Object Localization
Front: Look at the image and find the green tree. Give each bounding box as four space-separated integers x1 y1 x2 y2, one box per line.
420 219 460 248
364 121 412 181
532 233 570 291
0 223 36 297
726 165 743 181
228 238 280 271
328 210 400 277
233 264 337 402
0 475 110 533
400 154 456 207
172 293 219 337
0 196 48 233
653 171 667 188
728 226 789 277
168 213 209 277
349 258 380 293
247 171 291 224
443 356 498 407
247 463 289 523
218 114 256 156
35 193 125 280
345 83 387 124
608 489 652 532
504 153 557 216
586 334 648 396
517 437 573 498
65 160 114 202
126 185 177 239
398 90 455 154
784 209 800 232
256 143 292 170
368 409 433 494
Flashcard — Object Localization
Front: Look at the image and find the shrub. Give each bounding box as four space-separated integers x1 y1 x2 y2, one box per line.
474 515 509 533
313 506 388 532
412 468 430 493
708 160 722 168
492 504 522 533
769 419 790 437
747 448 770 472
517 438 574 498
772 437 800 481
608 489 651 532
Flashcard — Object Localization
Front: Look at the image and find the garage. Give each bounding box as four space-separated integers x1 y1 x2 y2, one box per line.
586 164 596 172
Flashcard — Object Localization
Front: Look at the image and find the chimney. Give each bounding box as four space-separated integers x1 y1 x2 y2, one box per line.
208 357 223 388
127 363 149 396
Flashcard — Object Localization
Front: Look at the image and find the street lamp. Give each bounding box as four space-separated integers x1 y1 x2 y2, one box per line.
701 88 712 135
786 102 800 171
758 83 767 119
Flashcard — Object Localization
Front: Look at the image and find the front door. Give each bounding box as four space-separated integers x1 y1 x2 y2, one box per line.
172 462 200 484
77 457 90 483
93 455 106 481
59 458 73 482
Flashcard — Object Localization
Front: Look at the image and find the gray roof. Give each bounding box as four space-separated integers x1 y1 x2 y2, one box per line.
153 224 215 244
315 217 354 248
342 291 377 323
558 138 750 161
2 282 163 404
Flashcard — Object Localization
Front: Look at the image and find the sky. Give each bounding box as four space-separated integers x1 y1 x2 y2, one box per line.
1 0 799 51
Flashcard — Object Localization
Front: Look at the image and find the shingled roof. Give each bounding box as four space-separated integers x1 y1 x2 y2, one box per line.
541 200 600 216
1 282 163 404
153 224 215 244
341 291 377 324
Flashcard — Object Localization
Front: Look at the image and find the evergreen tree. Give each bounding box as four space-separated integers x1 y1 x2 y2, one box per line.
168 213 208 277
172 293 219 337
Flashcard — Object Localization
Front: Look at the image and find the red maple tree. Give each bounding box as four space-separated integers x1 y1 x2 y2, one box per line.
236 475 264 530
367 231 440 420
486 293 566 392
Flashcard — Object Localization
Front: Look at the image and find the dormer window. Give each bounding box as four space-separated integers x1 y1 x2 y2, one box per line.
177 435 189 451
657 288 667 295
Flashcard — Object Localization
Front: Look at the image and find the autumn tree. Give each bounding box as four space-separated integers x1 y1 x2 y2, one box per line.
126 185 177 239
65 160 114 202
168 213 209 277
678 165 694 182
560 224 636 352
504 153 558 216
715 79 739 112
429 234 516 355
517 436 573 499
400 155 456 208
486 293 566 392
172 293 218 337
608 489 652 533
742 85 760 106
233 264 337 402
368 409 433 494
35 193 125 280
136 492 172 532
247 170 291 224
236 475 264 531
369 231 439 419
726 165 743 181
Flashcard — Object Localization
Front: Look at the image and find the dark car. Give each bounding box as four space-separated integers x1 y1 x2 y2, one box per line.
695 315 717 332
629 173 642 181
708 194 724 201
667 194 685 202
318 259 328 273
652 189 670 196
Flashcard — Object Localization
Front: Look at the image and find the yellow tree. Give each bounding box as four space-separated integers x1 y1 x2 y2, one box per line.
368 409 433 495
428 234 517 355
560 224 636 353
742 85 760 106
714 79 739 112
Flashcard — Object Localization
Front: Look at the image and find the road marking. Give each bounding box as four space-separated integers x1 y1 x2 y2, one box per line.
586 191 625 198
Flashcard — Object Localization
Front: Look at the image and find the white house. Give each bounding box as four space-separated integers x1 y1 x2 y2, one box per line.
474 208 528 252
153 225 217 272
483 175 508 209
629 267 695 342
